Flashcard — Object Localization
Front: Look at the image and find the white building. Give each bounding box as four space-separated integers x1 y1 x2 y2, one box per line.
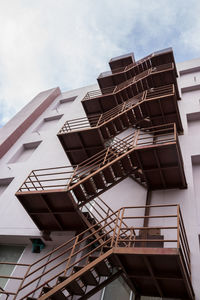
0 48 199 299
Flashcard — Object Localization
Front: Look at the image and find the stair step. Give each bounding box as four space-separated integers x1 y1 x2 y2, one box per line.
121 156 133 173
73 266 98 286
132 83 138 96
127 87 133 98
82 212 95 224
88 256 111 276
82 178 97 196
92 173 106 190
113 118 124 131
141 78 148 90
42 286 66 300
107 122 116 136
134 106 143 120
73 185 87 203
120 113 130 127
129 152 139 169
140 102 148 116
126 110 136 124
102 167 116 184
100 126 110 140
59 276 85 296
111 161 124 178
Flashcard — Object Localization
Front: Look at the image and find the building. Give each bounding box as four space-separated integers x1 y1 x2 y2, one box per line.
0 47 199 299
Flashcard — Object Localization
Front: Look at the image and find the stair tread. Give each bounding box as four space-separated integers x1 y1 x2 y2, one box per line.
59 276 85 295
73 266 98 286
111 161 124 178
88 256 111 276
73 185 87 203
42 286 66 300
93 173 106 190
102 167 115 184
82 178 97 196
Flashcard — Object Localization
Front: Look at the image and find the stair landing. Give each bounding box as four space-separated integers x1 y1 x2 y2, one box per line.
114 247 194 299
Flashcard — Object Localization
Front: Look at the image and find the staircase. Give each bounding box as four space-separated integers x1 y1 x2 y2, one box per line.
98 47 178 89
83 62 180 120
0 205 194 299
58 84 183 165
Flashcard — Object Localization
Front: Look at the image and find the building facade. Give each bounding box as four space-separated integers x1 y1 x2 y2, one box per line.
0 48 199 299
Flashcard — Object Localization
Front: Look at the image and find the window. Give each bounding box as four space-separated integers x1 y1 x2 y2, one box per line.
103 276 132 300
0 245 25 288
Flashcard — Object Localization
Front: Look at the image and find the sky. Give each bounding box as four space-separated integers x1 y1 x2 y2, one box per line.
0 0 200 127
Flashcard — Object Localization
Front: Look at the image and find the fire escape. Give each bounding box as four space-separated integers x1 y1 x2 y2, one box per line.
0 48 195 299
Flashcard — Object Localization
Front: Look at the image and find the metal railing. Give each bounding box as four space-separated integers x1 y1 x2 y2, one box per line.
98 48 174 79
98 52 153 78
58 84 174 134
83 62 174 101
0 204 190 299
18 123 176 193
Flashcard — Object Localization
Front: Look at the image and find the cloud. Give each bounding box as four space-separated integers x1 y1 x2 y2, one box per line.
0 0 200 126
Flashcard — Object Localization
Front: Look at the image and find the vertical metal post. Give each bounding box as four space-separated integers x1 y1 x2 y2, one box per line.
111 209 120 247
177 205 180 249
64 235 79 276
115 208 125 247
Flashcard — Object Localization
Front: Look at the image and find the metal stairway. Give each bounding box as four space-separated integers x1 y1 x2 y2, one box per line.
58 84 183 165
97 47 178 89
0 204 194 299
82 62 180 121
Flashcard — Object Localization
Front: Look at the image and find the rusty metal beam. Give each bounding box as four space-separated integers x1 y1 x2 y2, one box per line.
143 256 163 297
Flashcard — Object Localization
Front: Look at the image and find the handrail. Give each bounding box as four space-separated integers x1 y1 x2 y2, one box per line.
58 84 174 134
0 204 190 299
18 123 175 193
83 62 174 101
98 48 174 79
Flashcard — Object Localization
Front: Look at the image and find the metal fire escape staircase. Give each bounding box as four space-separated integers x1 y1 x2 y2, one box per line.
0 49 193 299
58 84 183 165
0 201 195 299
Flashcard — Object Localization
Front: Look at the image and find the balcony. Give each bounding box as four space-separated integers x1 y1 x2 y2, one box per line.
0 205 194 299
16 124 187 231
83 63 180 121
58 85 183 165
98 47 178 89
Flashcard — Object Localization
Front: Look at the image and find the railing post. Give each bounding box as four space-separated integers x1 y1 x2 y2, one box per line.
133 129 140 147
64 235 79 277
67 166 78 189
174 123 177 141
111 210 120 247
13 265 31 299
96 114 103 126
177 205 180 249
115 208 125 247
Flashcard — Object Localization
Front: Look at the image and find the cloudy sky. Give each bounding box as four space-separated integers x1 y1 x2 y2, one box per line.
0 0 200 127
